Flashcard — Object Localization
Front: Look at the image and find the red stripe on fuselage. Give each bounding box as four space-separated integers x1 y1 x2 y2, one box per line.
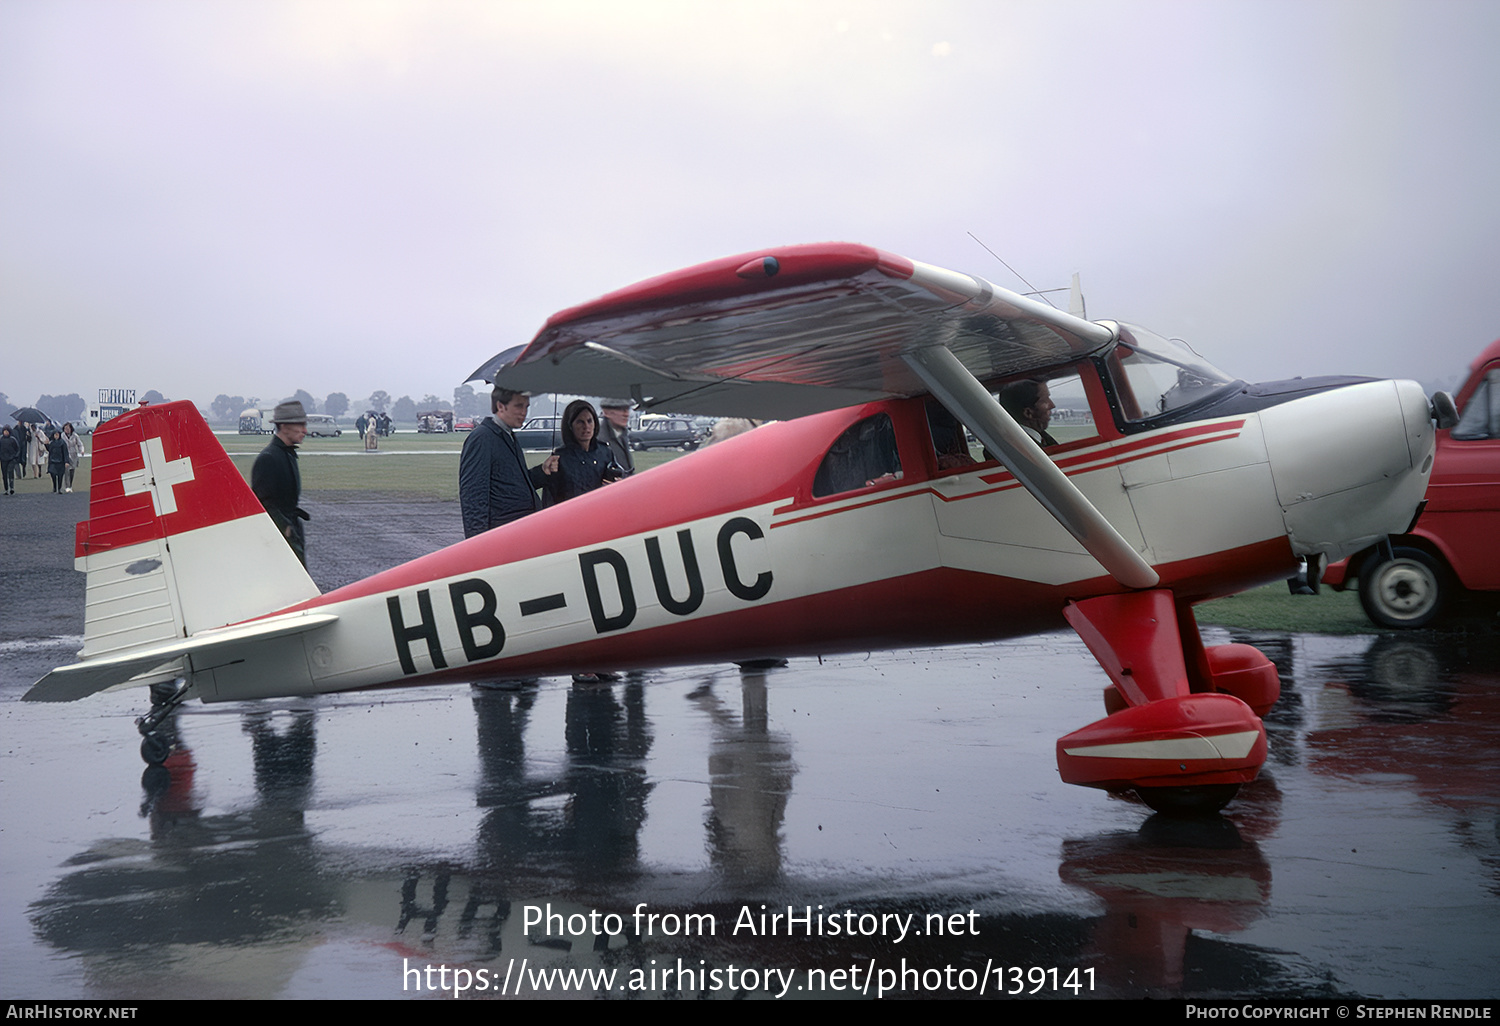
775 418 1250 525
978 419 1247 485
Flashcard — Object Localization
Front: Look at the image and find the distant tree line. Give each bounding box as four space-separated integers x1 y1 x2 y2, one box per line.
4 393 92 424
8 385 493 428
200 386 490 424
4 392 172 421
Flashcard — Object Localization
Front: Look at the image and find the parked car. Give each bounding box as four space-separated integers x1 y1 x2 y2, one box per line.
631 416 701 451
1324 339 1500 627
238 408 269 434
306 414 342 437
515 416 563 450
416 410 453 433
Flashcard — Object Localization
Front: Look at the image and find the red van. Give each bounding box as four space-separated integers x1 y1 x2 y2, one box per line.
1324 340 1500 627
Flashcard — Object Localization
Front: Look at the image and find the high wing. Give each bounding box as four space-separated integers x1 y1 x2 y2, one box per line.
469 243 1117 420
471 242 1156 587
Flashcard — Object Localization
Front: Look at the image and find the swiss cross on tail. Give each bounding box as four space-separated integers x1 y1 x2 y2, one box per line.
120 436 195 516
73 401 271 557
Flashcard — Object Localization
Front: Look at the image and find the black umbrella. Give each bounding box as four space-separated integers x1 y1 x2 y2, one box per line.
11 407 49 424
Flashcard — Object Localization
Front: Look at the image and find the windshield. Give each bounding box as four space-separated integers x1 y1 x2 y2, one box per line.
1109 323 1236 422
1452 368 1498 440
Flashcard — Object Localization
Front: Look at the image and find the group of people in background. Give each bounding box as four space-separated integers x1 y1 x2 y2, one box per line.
354 411 392 439
354 411 391 452
458 391 634 538
458 390 636 685
1 421 84 495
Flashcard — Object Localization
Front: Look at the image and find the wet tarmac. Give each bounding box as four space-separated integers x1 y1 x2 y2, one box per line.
2 492 1497 1000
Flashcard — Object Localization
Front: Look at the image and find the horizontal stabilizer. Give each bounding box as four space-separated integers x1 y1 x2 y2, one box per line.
25 612 338 703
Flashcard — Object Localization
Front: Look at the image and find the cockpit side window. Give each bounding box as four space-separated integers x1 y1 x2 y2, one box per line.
926 402 978 470
813 413 902 497
1001 371 1098 447
924 369 1100 471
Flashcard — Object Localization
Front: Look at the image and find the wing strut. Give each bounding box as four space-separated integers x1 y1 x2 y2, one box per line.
901 346 1160 590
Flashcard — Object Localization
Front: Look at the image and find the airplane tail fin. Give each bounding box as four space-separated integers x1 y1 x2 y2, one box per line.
1068 272 1086 320
70 401 319 669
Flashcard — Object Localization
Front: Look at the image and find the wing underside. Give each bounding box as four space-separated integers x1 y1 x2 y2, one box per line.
472 244 1115 419
473 242 1156 589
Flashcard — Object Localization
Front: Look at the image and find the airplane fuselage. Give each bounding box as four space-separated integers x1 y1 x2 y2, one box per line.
190 376 1431 702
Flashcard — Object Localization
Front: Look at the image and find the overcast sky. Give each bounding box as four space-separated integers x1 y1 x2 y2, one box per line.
3 0 1497 414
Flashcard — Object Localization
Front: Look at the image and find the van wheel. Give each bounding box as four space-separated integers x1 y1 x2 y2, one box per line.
1358 546 1448 628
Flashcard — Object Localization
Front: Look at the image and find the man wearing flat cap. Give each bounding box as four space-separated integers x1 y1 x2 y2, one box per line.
252 400 311 566
597 398 635 477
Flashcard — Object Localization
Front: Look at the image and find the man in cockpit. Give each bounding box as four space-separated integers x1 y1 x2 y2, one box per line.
999 379 1058 447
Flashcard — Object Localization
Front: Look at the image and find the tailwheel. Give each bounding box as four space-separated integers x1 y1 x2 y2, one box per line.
136 677 192 765
1135 783 1240 817
140 732 172 765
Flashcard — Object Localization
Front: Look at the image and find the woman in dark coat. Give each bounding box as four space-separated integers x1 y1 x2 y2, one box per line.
543 400 624 685
1 426 19 495
544 400 622 506
46 430 68 493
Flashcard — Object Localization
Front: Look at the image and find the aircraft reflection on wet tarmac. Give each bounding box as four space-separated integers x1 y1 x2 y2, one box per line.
5 620 1496 1000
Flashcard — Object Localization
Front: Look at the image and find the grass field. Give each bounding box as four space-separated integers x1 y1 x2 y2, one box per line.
16 432 686 499
227 432 468 499
217 435 686 499
27 432 1386 633
1193 583 1373 633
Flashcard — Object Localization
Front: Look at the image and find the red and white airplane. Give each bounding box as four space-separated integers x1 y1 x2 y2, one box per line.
28 243 1445 813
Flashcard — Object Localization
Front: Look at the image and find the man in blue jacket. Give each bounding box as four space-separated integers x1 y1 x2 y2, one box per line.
459 387 559 538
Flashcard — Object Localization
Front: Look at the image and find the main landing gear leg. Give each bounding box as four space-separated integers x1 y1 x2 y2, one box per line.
137 678 191 765
1055 591 1278 816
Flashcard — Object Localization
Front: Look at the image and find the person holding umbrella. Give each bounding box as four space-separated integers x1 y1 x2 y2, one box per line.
542 400 623 506
29 423 48 479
